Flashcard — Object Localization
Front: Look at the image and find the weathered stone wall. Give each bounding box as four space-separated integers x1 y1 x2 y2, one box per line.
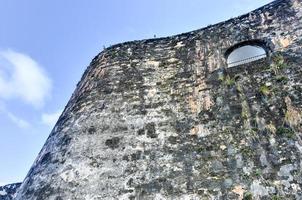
15 0 302 199
0 183 21 200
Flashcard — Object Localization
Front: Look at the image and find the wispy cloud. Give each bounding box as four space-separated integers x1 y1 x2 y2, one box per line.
7 112 30 129
0 50 52 108
41 110 62 127
0 102 30 129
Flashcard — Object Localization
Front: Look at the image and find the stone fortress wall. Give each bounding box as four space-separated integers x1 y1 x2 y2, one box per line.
11 0 302 199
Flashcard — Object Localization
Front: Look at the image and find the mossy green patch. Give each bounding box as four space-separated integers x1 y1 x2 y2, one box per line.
276 127 295 138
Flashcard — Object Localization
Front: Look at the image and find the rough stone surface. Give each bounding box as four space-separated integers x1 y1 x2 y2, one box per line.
0 183 21 200
15 0 302 199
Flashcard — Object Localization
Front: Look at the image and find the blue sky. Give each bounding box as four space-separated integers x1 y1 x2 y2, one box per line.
0 0 272 185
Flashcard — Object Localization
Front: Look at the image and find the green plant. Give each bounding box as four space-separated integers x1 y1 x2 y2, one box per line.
276 127 295 138
253 169 262 177
275 75 288 83
273 54 285 67
272 195 282 200
236 83 243 93
251 127 259 132
224 75 236 86
243 192 253 200
196 147 203 153
241 147 254 157
241 100 250 120
241 110 249 120
271 54 287 75
259 85 271 96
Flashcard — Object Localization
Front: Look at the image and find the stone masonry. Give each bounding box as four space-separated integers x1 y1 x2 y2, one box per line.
12 0 302 199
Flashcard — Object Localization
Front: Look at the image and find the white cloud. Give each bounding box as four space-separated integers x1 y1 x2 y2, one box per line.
41 110 62 127
0 103 30 129
7 112 30 129
0 50 52 108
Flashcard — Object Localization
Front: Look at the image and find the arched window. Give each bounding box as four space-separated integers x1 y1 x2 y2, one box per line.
225 41 268 67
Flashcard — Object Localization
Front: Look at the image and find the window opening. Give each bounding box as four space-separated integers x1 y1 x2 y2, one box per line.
226 45 267 67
